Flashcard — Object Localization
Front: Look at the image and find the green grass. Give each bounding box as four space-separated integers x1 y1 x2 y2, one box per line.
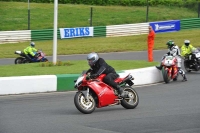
0 2 199 77
0 2 197 31
0 28 200 59
0 60 158 77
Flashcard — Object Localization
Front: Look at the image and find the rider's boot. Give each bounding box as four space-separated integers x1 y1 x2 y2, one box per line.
182 74 187 82
155 64 162 70
116 85 125 98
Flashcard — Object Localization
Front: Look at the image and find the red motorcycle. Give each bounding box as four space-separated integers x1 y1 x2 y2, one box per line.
161 55 178 83
74 71 139 114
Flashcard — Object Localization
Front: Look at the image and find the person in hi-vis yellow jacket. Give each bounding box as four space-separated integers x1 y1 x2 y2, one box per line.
22 42 38 61
181 40 196 57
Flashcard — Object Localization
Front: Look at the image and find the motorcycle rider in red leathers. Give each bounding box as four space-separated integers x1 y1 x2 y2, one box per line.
156 40 187 81
86 52 125 97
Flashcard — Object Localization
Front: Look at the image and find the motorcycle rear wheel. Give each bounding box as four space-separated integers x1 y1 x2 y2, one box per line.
14 57 25 64
74 91 96 114
23 59 31 64
162 67 170 83
121 86 139 109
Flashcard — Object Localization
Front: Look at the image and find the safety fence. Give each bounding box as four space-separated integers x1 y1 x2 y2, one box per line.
180 18 200 29
0 30 31 44
106 23 149 37
0 18 199 44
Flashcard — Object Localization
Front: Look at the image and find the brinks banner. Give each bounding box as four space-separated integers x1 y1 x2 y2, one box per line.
149 20 180 33
60 27 93 39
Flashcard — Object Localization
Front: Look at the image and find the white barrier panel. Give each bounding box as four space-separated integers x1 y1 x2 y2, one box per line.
0 30 31 44
106 23 149 37
0 75 57 95
119 67 163 85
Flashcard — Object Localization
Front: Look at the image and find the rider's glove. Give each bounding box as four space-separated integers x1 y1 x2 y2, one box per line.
185 54 189 57
34 53 39 58
90 74 98 79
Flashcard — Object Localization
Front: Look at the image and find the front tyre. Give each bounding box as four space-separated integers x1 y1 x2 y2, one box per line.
42 58 48 62
74 91 96 114
162 67 170 83
121 86 139 109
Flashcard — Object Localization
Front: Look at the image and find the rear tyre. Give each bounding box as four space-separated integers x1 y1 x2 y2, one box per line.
121 86 139 109
74 91 96 114
173 77 177 81
23 59 31 64
14 57 25 64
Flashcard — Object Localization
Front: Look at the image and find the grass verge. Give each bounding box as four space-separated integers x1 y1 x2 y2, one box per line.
0 2 197 31
0 60 158 77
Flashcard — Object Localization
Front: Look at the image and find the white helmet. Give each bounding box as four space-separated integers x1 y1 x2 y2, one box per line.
184 40 190 46
87 52 99 67
30 42 35 47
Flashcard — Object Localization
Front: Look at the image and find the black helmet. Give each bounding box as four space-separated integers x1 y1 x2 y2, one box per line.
184 40 190 47
166 40 175 49
87 52 99 67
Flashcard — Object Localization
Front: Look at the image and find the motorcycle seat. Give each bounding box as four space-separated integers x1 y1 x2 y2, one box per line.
115 74 133 83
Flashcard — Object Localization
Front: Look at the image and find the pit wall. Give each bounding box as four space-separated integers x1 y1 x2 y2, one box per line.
0 67 163 95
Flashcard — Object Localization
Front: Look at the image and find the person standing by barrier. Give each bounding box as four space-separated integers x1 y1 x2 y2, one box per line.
147 26 155 62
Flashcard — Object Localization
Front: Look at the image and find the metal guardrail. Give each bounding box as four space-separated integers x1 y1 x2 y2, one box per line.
0 30 31 44
0 18 199 44
180 18 200 29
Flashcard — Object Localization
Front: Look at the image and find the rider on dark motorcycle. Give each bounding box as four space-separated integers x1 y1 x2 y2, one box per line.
86 52 125 97
181 40 197 59
156 40 187 81
181 40 199 70
22 42 38 61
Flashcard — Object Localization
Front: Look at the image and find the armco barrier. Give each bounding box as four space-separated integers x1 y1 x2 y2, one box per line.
180 18 200 30
0 30 31 44
1 18 200 44
0 67 163 96
106 23 149 37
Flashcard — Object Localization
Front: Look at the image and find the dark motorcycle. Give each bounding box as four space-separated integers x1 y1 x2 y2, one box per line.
183 48 200 72
14 50 48 64
74 71 139 114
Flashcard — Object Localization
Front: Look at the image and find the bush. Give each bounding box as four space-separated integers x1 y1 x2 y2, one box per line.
39 61 73 67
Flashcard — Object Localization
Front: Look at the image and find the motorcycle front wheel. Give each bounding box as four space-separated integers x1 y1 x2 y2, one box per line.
42 58 48 62
121 86 139 109
162 67 170 83
74 91 96 114
14 57 25 64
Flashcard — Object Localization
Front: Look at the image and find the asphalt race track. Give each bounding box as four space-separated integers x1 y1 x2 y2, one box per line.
0 51 200 133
